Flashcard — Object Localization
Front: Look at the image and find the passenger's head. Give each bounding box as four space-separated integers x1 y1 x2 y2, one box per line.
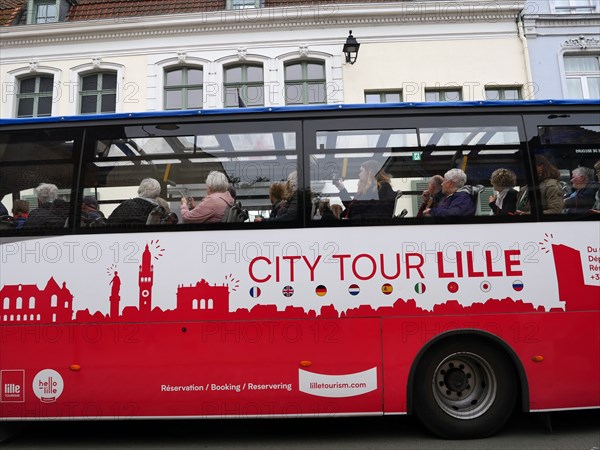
331 204 343 219
35 183 59 204
428 175 444 194
571 166 594 190
286 171 298 191
12 199 29 215
281 171 298 201
490 168 517 190
82 196 99 211
205 171 229 194
535 155 560 181
594 160 600 182
318 199 331 215
138 178 161 199
269 182 285 205
357 160 380 193
442 169 467 195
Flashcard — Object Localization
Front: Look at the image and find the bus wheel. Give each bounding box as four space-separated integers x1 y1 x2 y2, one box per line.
414 338 517 439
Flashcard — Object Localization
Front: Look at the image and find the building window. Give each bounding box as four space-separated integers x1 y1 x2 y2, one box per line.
16 75 53 118
227 0 262 9
564 55 600 99
484 87 522 100
28 0 59 24
553 0 597 13
285 61 326 105
425 89 462 102
164 67 203 110
224 64 264 107
80 72 117 114
365 91 403 103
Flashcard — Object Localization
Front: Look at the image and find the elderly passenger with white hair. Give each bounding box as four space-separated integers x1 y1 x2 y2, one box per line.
180 171 234 223
423 168 476 217
564 166 596 214
24 183 70 228
108 178 162 225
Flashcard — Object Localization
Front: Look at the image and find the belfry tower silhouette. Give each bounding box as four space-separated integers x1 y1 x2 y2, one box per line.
138 244 154 313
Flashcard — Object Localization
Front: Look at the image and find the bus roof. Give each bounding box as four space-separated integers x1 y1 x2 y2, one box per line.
1 99 598 126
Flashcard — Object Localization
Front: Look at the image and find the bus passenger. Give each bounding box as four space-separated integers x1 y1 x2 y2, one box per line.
0 201 7 217
318 199 338 221
267 182 286 219
180 171 234 223
255 172 298 222
423 169 475 217
108 178 162 225
564 166 596 214
333 160 396 220
330 203 343 219
81 196 106 226
417 175 444 217
516 155 564 215
11 199 30 229
24 183 70 228
488 168 518 215
591 160 600 214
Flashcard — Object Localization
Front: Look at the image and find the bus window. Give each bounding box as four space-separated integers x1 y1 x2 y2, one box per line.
530 124 600 217
309 123 527 222
0 129 80 232
82 123 299 229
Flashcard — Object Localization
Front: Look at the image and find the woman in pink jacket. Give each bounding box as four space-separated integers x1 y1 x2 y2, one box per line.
180 171 234 223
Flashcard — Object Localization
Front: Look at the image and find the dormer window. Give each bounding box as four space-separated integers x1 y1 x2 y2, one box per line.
35 1 58 23
26 0 72 24
553 0 598 14
227 0 263 9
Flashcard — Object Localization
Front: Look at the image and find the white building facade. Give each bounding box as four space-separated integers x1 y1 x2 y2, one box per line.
0 0 530 119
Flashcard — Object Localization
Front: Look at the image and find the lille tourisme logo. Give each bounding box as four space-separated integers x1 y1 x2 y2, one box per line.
1 369 25 403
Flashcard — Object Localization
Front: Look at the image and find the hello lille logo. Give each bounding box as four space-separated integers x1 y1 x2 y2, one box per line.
32 369 64 403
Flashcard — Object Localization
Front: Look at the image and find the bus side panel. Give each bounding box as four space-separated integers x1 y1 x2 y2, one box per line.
0 318 383 419
382 311 600 414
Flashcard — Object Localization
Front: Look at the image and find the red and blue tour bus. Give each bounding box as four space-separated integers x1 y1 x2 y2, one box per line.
0 100 598 439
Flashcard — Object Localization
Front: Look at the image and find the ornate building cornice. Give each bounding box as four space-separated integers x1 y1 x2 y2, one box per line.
562 35 600 49
523 13 600 30
1 1 525 48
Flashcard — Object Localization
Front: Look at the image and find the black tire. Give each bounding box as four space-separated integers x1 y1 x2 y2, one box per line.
413 337 517 439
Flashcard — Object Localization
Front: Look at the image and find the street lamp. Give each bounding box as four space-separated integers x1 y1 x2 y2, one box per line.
343 30 360 65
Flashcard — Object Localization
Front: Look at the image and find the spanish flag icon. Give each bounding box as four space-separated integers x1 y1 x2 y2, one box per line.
381 283 393 295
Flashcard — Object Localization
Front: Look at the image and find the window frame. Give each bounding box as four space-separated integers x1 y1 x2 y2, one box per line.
223 63 264 108
16 75 54 118
226 0 262 9
553 0 598 13
303 114 532 227
284 60 327 106
484 86 523 101
79 71 118 115
163 66 204 111
364 91 403 103
424 89 463 102
563 55 600 99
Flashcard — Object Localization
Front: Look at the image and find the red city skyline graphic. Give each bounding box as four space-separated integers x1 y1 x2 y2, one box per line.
0 243 598 325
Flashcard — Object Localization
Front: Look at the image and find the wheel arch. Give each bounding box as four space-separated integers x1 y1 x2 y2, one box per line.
406 328 529 415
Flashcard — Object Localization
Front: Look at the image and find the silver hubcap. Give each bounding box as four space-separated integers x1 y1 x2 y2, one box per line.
431 352 497 419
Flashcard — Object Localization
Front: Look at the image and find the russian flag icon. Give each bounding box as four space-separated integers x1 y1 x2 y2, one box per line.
512 280 524 292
